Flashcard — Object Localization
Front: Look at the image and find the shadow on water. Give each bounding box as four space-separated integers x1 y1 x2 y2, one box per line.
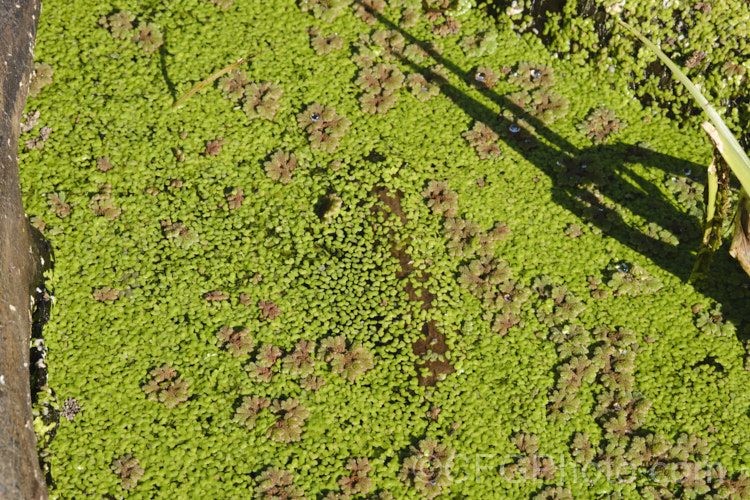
368 7 750 343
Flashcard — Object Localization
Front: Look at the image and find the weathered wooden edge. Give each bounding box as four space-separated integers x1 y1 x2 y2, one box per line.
0 1 49 498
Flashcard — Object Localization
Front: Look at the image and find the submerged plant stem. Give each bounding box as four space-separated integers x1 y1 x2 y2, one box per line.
690 133 732 282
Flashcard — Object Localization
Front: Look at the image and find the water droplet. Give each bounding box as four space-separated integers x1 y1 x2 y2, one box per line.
310 112 321 122
581 164 587 169
509 123 520 133
683 168 691 176
530 69 542 79
475 72 486 82
615 262 629 273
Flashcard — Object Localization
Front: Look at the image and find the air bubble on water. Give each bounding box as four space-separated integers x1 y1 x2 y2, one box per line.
509 123 521 133
475 72 486 82
581 164 587 169
615 262 630 273
530 69 542 79
683 168 691 176
310 112 321 122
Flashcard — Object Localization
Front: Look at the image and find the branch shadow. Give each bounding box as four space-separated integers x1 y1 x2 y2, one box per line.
369 7 750 342
159 45 176 102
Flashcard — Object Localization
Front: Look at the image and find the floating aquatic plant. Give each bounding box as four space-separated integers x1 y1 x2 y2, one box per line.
20 110 40 132
487 310 519 336
299 0 351 22
93 286 119 302
577 107 627 145
161 219 199 248
246 343 282 382
258 299 281 320
458 30 497 58
98 11 135 39
457 255 511 301
405 73 440 102
432 18 461 37
25 126 51 150
47 192 70 218
570 432 595 464
693 303 734 337
469 66 499 90
510 88 569 125
511 433 538 454
203 290 229 301
255 467 305 499
96 156 113 172
308 27 344 55
142 364 189 409
338 458 372 496
243 81 284 121
217 70 250 101
532 276 585 326
605 261 663 297
264 150 299 184
89 184 121 220
356 63 404 114
209 0 234 9
398 438 455 499
296 103 351 152
223 187 244 210
354 0 385 25
131 22 163 53
402 43 428 64
216 325 253 356
203 137 226 156
59 398 81 423
462 121 500 159
399 7 419 28
320 335 374 381
371 29 406 59
281 340 316 378
29 62 54 97
233 396 270 430
356 63 404 94
422 180 459 217
509 62 554 91
267 398 310 443
111 454 144 491
533 486 573 500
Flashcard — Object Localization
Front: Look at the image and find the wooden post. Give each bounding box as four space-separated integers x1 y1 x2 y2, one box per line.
0 0 49 498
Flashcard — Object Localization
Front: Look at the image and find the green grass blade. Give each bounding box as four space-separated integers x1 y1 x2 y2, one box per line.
171 43 279 109
172 57 250 108
619 20 750 192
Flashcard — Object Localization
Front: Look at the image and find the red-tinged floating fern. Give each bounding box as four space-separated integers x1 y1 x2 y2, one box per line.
398 438 456 499
267 398 310 443
255 467 305 499
111 454 144 491
142 364 188 409
233 396 270 430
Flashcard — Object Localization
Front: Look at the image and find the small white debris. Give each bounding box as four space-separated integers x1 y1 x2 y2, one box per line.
0 375 5 385
9 304 16 312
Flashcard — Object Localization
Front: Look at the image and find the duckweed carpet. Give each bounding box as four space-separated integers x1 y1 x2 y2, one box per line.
20 0 750 498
